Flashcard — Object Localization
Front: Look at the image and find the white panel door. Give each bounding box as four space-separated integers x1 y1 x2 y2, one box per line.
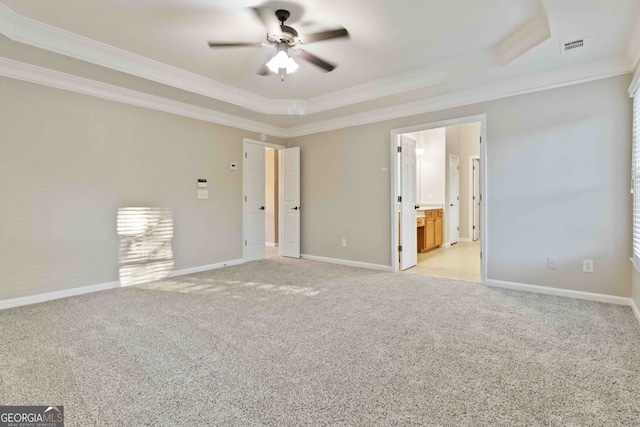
400 135 417 270
473 158 480 241
281 147 300 258
244 142 266 261
448 154 460 244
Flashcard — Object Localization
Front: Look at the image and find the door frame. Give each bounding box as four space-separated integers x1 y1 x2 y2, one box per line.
389 114 488 284
469 155 480 242
242 138 286 261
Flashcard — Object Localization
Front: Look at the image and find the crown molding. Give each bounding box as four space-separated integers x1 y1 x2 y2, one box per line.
294 13 551 115
0 55 630 140
0 3 288 115
0 2 550 117
0 57 287 138
285 56 634 138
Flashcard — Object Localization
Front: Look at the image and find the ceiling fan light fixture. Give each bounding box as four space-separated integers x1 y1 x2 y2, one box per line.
266 49 298 74
285 56 299 73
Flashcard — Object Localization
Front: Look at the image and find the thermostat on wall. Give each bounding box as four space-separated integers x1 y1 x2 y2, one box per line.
230 162 238 171
197 179 207 188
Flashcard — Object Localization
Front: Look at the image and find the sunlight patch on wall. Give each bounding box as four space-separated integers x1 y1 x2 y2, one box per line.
117 207 173 286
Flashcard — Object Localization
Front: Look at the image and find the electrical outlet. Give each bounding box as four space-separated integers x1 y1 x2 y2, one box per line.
197 189 208 199
547 257 557 269
583 259 593 273
341 239 347 248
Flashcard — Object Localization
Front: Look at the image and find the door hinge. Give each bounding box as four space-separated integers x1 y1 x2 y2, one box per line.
245 196 247 202
480 194 482 201
398 245 402 252
245 152 247 158
245 240 247 246
397 146 402 153
398 196 402 202
480 136 482 143
473 225 476 229
480 251 482 259
457 226 459 231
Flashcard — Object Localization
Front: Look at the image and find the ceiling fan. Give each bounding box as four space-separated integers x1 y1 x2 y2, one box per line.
207 8 349 80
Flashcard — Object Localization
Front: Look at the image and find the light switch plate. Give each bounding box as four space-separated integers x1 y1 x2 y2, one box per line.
230 162 237 171
197 189 208 199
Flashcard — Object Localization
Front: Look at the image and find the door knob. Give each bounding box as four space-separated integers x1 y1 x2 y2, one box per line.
260 206 265 210
414 205 420 209
293 206 299 210
450 204 454 207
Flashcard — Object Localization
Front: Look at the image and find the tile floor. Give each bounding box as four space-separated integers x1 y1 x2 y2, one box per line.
407 241 481 282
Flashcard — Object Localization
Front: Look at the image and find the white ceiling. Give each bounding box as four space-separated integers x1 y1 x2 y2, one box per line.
0 0 639 135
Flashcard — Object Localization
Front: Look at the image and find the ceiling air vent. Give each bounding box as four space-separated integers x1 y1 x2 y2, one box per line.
560 38 587 54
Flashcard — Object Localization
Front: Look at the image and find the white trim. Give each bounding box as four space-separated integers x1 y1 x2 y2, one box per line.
631 298 640 325
485 279 633 306
0 3 549 117
286 57 632 138
242 137 286 150
390 114 488 285
0 57 287 138
0 54 632 140
458 238 473 243
301 254 392 272
168 259 245 277
0 3 282 115
0 258 247 310
0 281 120 310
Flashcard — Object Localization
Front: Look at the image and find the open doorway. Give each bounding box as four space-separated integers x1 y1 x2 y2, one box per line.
391 115 487 283
265 147 279 258
243 138 301 262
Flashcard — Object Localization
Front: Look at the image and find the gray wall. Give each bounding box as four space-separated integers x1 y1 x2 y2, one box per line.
0 77 283 300
288 74 633 297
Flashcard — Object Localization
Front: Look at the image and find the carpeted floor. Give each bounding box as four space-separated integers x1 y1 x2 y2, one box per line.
1 256 639 426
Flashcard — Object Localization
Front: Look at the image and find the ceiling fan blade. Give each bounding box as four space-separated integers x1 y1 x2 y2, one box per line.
208 42 265 48
295 49 336 72
252 7 280 34
302 28 349 44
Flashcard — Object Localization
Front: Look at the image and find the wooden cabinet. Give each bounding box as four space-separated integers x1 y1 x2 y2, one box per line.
417 209 443 253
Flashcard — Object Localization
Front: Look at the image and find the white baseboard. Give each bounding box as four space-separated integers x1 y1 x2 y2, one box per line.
458 238 473 243
0 259 246 311
485 279 633 307
631 298 640 325
168 259 245 277
265 242 278 247
0 280 121 310
301 254 392 272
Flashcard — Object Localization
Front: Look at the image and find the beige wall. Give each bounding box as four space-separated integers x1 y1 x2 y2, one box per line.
265 148 279 245
288 74 633 297
0 77 283 300
418 128 446 205
0 73 634 301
